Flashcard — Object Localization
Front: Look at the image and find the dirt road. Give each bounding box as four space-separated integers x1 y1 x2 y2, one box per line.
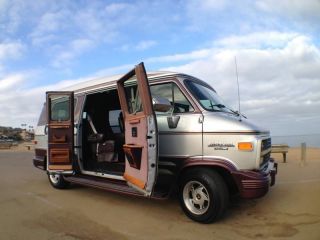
0 150 320 240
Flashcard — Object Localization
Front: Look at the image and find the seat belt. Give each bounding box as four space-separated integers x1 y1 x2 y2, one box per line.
87 114 99 156
87 115 97 134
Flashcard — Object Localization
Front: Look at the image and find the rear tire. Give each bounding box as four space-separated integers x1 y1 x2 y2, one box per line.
179 168 229 223
48 173 70 189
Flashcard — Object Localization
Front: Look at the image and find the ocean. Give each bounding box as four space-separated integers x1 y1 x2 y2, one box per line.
271 134 320 148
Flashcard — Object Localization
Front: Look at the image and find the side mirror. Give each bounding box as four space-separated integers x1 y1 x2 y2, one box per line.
152 96 172 112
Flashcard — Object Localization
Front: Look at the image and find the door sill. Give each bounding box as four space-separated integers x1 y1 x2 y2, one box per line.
81 170 125 181
65 174 169 199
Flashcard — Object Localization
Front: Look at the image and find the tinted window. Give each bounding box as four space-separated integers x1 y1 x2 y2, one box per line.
150 82 194 113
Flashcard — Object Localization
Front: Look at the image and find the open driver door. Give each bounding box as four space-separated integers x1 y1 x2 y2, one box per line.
46 91 74 174
117 63 158 196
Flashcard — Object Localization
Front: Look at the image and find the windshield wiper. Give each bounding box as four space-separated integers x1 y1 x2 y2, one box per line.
209 103 225 109
212 104 247 118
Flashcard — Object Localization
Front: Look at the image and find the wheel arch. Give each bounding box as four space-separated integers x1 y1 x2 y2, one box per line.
178 157 239 195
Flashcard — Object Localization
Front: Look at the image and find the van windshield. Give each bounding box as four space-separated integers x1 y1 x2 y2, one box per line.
185 80 236 114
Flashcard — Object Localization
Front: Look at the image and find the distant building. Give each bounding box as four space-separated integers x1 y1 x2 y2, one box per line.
20 130 34 141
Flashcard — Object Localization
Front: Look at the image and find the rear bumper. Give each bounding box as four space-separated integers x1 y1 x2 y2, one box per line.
33 157 46 170
33 148 47 170
232 160 278 199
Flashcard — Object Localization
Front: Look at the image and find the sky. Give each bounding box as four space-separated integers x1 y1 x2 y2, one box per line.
0 0 319 136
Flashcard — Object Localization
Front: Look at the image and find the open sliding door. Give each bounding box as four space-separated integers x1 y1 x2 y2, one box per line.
46 91 74 174
117 63 158 196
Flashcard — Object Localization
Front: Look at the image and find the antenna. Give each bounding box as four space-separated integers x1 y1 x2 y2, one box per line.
234 56 242 121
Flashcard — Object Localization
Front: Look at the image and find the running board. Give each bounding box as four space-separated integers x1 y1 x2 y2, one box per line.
65 175 168 199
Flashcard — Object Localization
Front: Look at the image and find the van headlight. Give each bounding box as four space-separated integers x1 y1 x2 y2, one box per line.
238 142 254 151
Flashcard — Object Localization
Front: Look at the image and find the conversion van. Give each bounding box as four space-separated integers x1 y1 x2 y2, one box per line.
33 62 277 223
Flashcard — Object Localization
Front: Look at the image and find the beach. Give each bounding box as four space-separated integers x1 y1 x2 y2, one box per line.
0 146 319 239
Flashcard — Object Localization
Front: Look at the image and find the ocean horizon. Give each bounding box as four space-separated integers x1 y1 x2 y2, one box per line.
271 134 320 148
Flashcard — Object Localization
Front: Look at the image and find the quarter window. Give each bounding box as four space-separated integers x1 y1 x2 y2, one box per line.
124 81 143 114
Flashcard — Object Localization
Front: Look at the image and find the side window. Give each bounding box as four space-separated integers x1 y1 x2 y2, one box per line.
38 98 77 125
109 110 121 133
150 82 194 113
49 95 70 121
37 103 47 125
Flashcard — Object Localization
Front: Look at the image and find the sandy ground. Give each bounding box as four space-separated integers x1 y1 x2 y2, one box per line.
0 147 319 240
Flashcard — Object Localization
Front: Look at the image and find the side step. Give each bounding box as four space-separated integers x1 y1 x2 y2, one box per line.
65 175 168 199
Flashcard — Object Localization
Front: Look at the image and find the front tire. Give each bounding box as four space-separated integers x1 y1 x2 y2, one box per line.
48 173 69 189
179 168 229 223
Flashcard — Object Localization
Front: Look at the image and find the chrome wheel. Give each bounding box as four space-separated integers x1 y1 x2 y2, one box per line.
49 174 60 184
183 180 210 215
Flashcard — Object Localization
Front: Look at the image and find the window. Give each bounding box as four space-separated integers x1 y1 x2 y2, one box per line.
185 80 235 114
109 109 121 133
124 81 143 114
37 103 47 125
49 95 70 121
150 82 194 113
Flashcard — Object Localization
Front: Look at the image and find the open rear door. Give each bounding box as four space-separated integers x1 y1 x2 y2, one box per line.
117 62 158 196
46 91 74 174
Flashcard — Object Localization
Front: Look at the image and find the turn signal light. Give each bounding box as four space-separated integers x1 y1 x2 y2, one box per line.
238 142 253 151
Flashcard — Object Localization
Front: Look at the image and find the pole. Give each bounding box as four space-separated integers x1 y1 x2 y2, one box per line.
300 142 307 166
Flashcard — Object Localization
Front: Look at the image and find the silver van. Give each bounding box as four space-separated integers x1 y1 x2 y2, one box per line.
33 62 277 223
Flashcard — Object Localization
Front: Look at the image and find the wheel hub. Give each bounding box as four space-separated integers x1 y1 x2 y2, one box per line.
183 180 210 215
49 174 60 184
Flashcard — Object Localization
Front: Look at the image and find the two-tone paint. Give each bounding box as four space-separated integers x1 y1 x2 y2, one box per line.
33 70 277 199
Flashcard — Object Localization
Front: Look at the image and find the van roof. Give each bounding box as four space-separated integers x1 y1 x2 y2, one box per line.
63 71 181 94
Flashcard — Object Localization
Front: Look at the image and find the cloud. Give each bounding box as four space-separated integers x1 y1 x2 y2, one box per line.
187 0 228 12
0 73 25 91
1 0 320 139
0 71 92 127
184 0 229 31
51 38 95 69
119 40 157 52
104 2 133 15
0 41 25 74
0 41 25 61
161 32 320 135
30 10 68 46
214 31 299 48
255 0 320 30
147 49 212 63
135 40 157 51
27 2 122 69
52 39 95 69
256 0 320 19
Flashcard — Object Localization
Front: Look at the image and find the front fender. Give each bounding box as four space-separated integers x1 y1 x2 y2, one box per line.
180 156 238 172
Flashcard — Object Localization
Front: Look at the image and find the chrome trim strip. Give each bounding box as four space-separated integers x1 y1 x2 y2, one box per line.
81 170 125 181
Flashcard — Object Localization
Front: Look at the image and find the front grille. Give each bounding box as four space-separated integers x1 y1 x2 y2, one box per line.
260 138 271 168
261 152 271 167
261 138 271 151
